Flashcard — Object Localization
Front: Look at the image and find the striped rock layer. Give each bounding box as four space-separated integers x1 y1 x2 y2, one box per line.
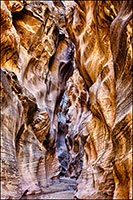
0 1 132 199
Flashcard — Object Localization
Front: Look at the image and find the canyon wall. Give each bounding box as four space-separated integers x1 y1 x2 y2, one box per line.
1 0 132 199
1 1 74 198
64 1 132 199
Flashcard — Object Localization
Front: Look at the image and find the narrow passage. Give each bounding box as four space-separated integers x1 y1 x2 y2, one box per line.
21 177 76 199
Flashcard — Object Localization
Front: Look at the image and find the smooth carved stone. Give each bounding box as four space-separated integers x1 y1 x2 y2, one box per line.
1 1 21 75
1 0 132 199
1 68 54 195
12 1 74 119
64 0 132 199
4 0 24 13
1 1 74 199
58 69 90 178
1 70 23 199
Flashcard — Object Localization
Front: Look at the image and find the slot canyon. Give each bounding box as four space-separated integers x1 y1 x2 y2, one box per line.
0 0 132 199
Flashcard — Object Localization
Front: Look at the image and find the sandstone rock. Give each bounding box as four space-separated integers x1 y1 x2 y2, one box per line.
1 1 132 199
60 69 90 178
64 0 132 199
1 1 74 198
1 69 23 199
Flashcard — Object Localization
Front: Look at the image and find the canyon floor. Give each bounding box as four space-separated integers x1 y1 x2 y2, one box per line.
21 177 76 199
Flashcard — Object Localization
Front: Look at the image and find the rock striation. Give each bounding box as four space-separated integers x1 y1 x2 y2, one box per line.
0 0 132 199
63 1 132 199
1 1 74 199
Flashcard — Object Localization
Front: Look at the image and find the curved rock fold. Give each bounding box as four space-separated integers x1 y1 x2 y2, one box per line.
0 1 132 199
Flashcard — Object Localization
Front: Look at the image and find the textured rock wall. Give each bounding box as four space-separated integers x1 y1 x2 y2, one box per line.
63 0 132 199
58 69 90 178
1 0 132 199
1 1 74 199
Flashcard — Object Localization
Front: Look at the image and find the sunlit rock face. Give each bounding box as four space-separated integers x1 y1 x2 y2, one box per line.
1 0 132 199
1 1 74 199
1 70 23 199
64 0 132 199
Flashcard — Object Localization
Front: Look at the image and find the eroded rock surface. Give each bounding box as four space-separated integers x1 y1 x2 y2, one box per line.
1 1 74 199
63 1 132 199
0 0 132 199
